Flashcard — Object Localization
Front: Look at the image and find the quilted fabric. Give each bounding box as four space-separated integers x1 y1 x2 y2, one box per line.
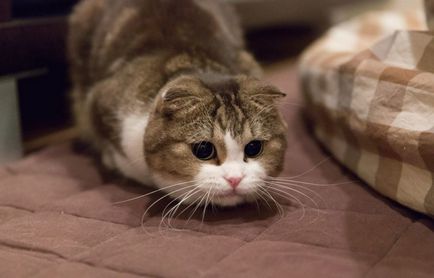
0 66 433 277
299 8 434 216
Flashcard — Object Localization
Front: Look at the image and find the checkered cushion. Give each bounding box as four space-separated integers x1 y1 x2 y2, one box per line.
299 9 434 217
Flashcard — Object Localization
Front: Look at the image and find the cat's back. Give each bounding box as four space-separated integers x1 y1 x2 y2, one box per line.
69 0 244 87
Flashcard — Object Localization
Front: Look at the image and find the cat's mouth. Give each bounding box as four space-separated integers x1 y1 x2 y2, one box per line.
209 190 256 207
213 190 239 197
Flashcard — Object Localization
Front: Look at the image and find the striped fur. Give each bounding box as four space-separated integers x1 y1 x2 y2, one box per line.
68 0 287 206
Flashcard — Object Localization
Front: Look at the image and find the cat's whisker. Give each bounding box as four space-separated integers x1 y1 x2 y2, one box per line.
169 191 204 228
254 182 275 208
264 181 321 209
166 189 197 219
185 192 208 226
163 184 207 229
201 185 213 226
262 186 307 221
160 187 200 228
253 196 260 212
269 184 308 203
160 197 181 227
164 187 203 229
160 194 188 231
114 180 201 205
268 178 354 187
270 157 331 181
169 192 199 222
256 185 285 218
160 187 200 229
141 185 200 232
265 187 318 218
265 184 321 223
210 188 218 214
117 183 196 206
255 186 273 210
265 181 326 205
257 189 282 218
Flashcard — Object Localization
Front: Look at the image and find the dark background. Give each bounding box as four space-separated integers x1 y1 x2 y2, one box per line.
1 0 79 149
0 0 317 151
12 0 78 17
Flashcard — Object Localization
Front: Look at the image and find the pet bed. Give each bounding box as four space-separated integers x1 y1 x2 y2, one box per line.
300 7 434 217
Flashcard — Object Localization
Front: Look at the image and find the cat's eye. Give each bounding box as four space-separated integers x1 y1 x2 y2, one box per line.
244 140 263 158
192 141 216 160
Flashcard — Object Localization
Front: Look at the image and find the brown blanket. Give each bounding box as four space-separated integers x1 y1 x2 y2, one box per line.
0 65 433 277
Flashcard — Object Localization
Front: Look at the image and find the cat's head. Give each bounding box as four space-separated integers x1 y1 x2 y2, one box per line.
144 73 287 207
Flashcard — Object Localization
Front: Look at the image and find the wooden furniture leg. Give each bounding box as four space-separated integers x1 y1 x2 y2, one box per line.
0 78 23 164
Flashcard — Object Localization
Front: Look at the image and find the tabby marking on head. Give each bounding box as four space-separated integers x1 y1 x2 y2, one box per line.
69 0 287 207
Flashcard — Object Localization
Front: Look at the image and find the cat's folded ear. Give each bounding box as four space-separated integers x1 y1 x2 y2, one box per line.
162 88 199 102
159 88 200 116
247 84 286 103
157 81 209 118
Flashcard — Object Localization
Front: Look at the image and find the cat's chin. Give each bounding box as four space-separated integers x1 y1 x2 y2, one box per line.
211 195 245 207
170 191 250 207
209 192 257 207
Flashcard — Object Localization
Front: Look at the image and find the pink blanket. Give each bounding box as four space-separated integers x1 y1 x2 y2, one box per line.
0 66 432 277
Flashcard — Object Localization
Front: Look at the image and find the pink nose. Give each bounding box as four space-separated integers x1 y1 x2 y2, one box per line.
225 177 243 188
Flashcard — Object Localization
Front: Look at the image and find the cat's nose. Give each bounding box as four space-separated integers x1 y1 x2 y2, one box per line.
224 176 243 188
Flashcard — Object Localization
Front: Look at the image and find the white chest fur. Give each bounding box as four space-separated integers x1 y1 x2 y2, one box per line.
110 113 154 185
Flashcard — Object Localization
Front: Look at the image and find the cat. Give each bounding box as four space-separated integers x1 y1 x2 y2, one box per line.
68 0 287 207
